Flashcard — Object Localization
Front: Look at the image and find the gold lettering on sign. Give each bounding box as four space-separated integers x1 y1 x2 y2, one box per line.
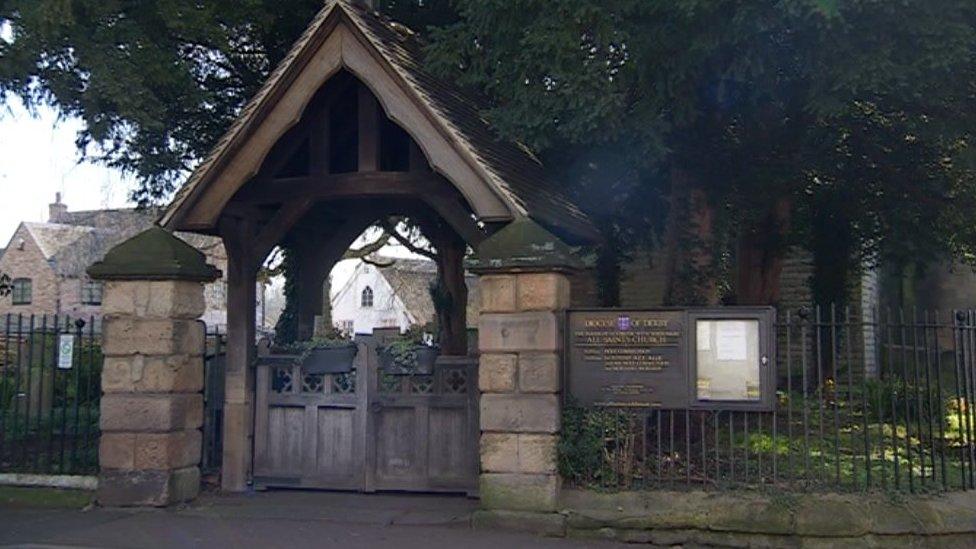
573 324 680 372
595 401 661 408
568 311 688 409
603 384 651 396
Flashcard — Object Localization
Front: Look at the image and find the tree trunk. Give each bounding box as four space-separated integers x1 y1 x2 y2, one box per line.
663 169 720 305
434 238 469 355
595 222 623 307
419 217 469 355
734 197 792 305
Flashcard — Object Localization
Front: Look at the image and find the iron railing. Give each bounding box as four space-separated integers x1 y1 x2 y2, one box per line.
0 314 101 475
202 326 225 474
0 314 226 478
560 306 976 493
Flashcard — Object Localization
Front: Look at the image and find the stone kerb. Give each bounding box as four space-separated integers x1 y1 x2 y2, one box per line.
471 219 580 515
88 227 220 507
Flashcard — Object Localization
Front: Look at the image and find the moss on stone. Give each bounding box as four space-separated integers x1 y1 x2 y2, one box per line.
469 218 583 273
0 486 93 509
88 226 221 282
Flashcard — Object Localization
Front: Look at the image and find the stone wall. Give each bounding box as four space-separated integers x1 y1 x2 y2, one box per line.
478 272 568 512
0 225 59 317
97 280 207 506
474 488 976 547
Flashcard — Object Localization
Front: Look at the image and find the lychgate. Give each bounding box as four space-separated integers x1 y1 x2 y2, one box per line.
93 0 595 508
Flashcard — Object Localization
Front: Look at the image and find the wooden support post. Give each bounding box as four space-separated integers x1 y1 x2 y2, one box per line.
220 219 259 492
358 84 381 172
294 239 327 341
438 237 469 356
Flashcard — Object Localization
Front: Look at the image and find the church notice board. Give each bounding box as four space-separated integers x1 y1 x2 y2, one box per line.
565 308 776 411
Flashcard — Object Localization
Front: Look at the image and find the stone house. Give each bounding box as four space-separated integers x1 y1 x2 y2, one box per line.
0 194 265 331
331 257 480 335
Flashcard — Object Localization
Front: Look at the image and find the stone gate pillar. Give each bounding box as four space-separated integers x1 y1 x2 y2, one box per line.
470 219 580 522
88 227 221 506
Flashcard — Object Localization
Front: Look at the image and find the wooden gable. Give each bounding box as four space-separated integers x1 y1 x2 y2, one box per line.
161 0 597 243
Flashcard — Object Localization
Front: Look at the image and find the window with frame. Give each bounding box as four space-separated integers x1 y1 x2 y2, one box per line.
11 278 31 305
81 279 103 305
361 286 374 308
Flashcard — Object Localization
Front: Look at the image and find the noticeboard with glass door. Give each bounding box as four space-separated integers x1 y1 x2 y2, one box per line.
689 308 775 411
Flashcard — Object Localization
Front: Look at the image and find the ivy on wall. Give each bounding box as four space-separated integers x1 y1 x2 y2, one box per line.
558 403 638 489
272 247 299 345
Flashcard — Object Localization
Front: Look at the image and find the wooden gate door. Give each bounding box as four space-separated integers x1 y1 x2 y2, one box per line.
365 353 479 494
253 342 366 490
253 338 478 494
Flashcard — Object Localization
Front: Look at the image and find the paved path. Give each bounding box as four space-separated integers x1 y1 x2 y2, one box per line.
0 491 623 548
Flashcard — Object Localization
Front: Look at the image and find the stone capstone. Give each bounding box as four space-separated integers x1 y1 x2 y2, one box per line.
88 226 221 282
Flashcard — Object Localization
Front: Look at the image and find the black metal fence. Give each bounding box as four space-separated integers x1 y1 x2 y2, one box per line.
202 326 225 475
560 306 976 493
0 314 226 478
0 314 101 475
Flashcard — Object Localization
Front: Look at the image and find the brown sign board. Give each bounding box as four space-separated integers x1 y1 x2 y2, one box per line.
565 308 776 411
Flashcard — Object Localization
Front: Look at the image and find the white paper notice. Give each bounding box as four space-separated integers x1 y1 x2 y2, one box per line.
696 321 711 351
716 321 749 361
58 334 75 370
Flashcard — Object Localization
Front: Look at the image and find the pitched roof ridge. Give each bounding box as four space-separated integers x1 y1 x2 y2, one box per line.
163 0 597 241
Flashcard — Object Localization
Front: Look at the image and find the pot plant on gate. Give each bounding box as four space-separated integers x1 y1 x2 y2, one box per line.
379 326 438 375
279 329 358 374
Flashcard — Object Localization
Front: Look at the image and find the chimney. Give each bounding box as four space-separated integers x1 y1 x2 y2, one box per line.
49 192 68 223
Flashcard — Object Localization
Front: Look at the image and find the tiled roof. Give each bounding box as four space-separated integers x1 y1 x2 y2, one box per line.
378 258 480 328
22 209 224 279
162 0 597 243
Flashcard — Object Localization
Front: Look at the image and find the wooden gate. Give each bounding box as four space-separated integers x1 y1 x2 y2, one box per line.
252 337 478 494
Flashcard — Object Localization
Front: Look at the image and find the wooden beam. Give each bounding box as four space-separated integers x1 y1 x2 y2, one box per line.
254 198 315 262
253 76 354 183
309 106 331 175
357 83 381 171
235 172 443 204
426 196 486 247
233 172 487 246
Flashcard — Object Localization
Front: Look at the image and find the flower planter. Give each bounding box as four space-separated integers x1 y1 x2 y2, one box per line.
378 345 439 375
301 343 358 374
